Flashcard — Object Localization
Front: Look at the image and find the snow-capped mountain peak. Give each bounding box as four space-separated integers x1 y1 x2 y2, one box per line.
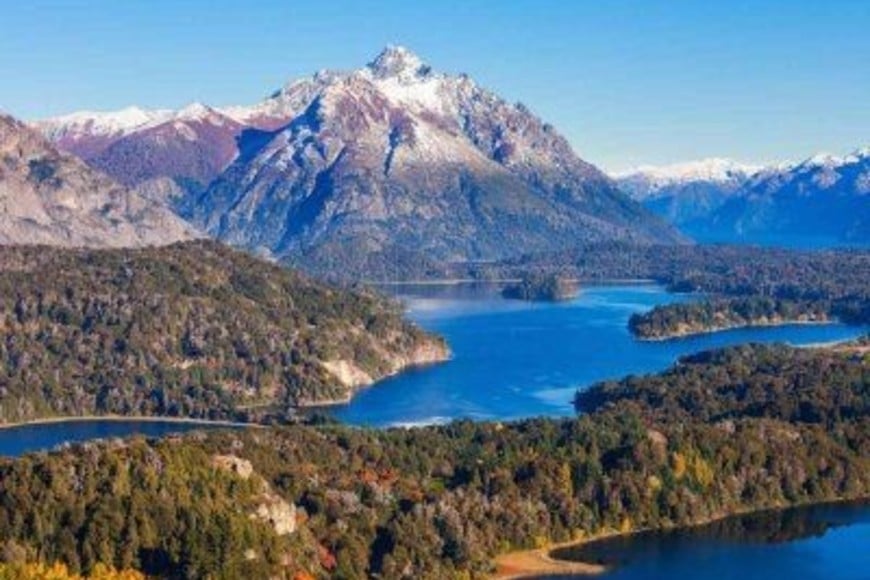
176 102 217 121
799 147 870 169
802 152 842 169
367 45 431 82
36 105 174 139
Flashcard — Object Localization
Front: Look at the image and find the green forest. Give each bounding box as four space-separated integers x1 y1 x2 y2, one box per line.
0 344 866 579
0 242 444 424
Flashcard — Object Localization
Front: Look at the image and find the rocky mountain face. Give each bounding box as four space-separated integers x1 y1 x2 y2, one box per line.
37 104 248 200
0 113 198 247
618 151 870 248
34 72 348 197
193 47 683 272
36 47 682 274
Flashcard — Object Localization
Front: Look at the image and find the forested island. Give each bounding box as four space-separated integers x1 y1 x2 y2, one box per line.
346 243 870 339
501 274 578 302
0 343 865 578
0 241 447 425
458 244 870 339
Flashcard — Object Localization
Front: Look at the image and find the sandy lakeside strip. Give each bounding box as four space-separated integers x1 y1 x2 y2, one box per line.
0 414 262 432
494 539 607 579
493 495 870 579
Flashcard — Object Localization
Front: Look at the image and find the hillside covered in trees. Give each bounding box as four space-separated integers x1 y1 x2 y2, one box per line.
0 344 866 578
0 241 447 424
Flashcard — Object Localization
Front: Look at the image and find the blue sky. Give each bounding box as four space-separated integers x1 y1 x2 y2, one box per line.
1 0 867 171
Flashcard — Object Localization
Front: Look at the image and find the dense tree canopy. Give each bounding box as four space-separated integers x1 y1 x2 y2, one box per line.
0 242 444 424
0 344 866 579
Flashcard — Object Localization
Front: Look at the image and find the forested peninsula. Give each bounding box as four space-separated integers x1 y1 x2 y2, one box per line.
0 343 866 578
0 241 447 425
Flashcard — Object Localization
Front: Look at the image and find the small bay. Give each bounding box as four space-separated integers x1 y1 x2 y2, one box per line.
331 283 868 427
1 283 866 455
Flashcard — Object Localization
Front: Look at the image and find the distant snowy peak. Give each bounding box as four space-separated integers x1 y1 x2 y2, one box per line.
366 45 431 81
36 106 174 139
175 102 221 122
616 158 765 186
797 147 870 170
614 158 766 201
39 102 230 136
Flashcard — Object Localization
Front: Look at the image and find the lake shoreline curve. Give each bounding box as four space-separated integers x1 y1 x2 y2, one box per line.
494 495 870 578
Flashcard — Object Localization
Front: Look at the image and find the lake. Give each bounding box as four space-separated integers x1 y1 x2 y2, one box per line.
0 420 240 458
0 283 866 454
547 500 870 580
330 283 869 427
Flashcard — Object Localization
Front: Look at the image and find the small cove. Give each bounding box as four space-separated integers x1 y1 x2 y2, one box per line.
330 283 868 427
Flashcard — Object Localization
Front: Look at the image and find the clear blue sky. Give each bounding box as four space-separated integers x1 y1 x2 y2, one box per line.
1 0 867 171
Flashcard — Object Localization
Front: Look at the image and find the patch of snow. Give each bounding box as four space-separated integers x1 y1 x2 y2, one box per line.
36 106 174 138
367 45 430 82
613 158 765 184
375 75 452 114
176 102 215 121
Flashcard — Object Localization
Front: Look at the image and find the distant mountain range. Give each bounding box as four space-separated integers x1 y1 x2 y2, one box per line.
32 46 682 273
25 45 868 263
616 150 870 247
0 114 197 247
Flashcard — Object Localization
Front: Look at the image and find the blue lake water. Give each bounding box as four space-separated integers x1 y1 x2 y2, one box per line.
547 501 870 580
0 283 867 576
0 420 237 458
331 283 869 427
0 284 866 454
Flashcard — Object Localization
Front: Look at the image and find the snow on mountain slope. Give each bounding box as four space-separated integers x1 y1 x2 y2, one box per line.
615 158 765 200
0 113 199 247
34 106 174 159
617 149 870 247
86 104 246 191
190 46 682 275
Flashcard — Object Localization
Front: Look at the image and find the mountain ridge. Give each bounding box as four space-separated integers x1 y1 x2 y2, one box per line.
191 46 683 270
33 46 683 273
0 113 198 248
616 148 870 247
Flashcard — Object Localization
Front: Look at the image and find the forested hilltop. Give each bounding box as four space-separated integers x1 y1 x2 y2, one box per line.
0 241 446 424
0 344 866 578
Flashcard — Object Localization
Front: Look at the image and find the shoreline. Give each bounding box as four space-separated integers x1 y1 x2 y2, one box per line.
633 318 838 342
301 353 452 409
369 278 660 287
0 414 261 432
493 495 870 579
